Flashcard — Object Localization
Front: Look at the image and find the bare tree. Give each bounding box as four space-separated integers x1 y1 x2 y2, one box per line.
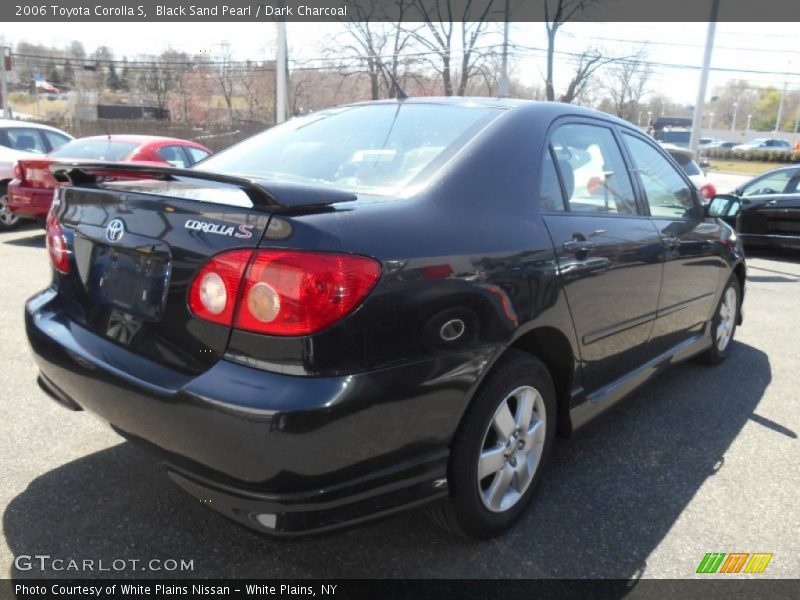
339 1 417 100
543 0 598 101
605 50 652 122
216 42 238 123
411 0 498 96
138 50 187 116
559 48 617 104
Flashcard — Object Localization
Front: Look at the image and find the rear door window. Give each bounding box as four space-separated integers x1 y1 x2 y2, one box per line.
42 130 71 151
185 146 210 165
157 146 191 168
549 123 638 215
623 133 700 219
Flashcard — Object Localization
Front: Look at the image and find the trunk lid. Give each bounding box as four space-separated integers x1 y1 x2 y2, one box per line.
52 165 356 375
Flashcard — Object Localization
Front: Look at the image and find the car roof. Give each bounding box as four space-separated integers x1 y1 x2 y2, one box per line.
0 119 71 135
341 97 639 131
75 134 199 145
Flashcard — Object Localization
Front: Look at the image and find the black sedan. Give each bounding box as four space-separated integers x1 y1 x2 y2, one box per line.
712 165 800 250
26 98 744 540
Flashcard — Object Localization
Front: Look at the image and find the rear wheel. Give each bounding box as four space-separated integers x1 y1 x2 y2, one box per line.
697 275 740 365
430 350 556 539
0 187 21 231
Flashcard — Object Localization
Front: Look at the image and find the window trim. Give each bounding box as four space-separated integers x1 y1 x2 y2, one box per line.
539 116 646 217
619 129 704 221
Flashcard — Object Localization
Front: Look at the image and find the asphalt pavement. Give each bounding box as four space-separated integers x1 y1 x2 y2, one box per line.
0 221 797 580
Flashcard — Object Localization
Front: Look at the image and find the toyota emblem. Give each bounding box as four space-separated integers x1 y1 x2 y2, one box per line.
105 219 125 243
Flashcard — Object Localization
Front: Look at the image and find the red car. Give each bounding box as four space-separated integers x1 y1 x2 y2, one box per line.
8 135 211 220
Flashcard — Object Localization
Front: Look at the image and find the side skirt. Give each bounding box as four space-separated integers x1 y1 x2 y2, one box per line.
568 329 713 431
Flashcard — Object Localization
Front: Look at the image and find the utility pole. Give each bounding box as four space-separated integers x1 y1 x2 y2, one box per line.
497 0 511 97
775 80 787 132
275 19 288 124
731 100 738 132
0 46 8 118
689 0 720 156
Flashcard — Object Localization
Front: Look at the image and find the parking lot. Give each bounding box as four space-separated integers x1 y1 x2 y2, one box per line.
0 206 798 579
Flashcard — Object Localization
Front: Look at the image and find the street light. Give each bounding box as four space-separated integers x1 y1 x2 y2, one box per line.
731 101 739 132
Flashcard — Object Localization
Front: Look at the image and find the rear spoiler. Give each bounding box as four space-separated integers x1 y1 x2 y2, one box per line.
49 162 357 212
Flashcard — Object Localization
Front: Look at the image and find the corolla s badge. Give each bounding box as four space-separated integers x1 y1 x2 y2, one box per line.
105 219 125 243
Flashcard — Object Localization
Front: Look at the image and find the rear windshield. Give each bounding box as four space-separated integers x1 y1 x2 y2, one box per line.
50 139 139 161
195 104 501 195
654 131 691 146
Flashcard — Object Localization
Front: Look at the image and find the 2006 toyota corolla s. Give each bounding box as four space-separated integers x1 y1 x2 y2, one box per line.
25 98 745 539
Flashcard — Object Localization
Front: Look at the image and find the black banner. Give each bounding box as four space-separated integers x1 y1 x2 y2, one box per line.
4 0 800 23
4 579 800 600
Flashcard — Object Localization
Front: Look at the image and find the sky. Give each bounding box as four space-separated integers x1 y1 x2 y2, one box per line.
3 21 799 105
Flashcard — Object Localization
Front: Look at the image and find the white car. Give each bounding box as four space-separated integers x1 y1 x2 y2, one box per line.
732 138 792 153
660 143 717 203
0 119 73 229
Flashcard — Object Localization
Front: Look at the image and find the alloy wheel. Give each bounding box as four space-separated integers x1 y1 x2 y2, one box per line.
716 286 737 352
0 194 19 227
477 385 546 513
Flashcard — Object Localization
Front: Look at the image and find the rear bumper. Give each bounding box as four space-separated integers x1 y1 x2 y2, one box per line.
25 289 491 536
8 182 51 218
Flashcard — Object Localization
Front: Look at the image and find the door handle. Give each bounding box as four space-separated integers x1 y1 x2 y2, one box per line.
562 240 595 255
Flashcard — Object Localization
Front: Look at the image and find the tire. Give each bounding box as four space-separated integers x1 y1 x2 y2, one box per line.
0 186 21 231
430 350 556 539
697 274 740 365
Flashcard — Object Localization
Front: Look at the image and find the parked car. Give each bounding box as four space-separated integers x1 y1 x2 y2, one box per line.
8 135 212 222
661 143 717 202
711 165 800 250
732 138 792 152
26 99 745 540
707 140 737 149
698 138 720 148
0 119 73 229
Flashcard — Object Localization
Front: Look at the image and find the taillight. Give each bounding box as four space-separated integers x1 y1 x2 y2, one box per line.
45 212 69 273
188 249 381 336
188 249 253 326
700 183 717 200
12 162 23 181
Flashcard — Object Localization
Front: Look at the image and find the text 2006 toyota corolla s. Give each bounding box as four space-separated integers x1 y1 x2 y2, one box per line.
26 98 745 539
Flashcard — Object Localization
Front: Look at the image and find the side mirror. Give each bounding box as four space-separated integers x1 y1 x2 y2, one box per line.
706 194 742 218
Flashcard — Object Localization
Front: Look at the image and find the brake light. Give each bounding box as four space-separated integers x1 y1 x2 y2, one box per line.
188 249 381 336
12 162 23 181
45 212 69 273
188 249 253 326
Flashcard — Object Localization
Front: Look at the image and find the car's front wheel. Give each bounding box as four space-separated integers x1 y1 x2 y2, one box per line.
0 187 21 231
431 350 556 539
698 274 740 365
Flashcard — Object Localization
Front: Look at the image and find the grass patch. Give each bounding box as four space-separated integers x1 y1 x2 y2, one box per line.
709 159 785 176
